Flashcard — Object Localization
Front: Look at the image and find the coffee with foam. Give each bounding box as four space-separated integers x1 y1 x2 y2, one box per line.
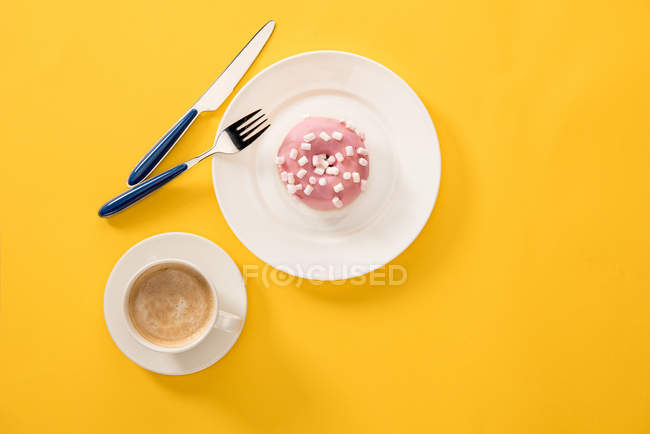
127 262 215 348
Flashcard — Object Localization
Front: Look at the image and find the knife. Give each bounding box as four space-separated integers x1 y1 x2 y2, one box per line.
126 20 275 187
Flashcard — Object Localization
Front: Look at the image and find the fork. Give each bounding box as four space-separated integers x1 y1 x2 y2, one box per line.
98 110 270 217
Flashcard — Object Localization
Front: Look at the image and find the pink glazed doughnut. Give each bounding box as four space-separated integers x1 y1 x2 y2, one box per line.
276 117 369 210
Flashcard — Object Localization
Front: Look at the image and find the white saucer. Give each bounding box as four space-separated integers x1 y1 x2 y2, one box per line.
212 51 441 281
104 232 246 375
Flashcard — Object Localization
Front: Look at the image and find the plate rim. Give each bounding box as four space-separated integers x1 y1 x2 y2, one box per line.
212 50 441 281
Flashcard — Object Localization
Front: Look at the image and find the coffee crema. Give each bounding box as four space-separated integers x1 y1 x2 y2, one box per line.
127 262 215 348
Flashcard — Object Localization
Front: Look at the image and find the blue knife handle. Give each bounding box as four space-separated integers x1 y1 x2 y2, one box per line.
127 108 198 186
99 163 188 217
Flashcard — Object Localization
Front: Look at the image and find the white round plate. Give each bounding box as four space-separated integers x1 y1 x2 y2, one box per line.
212 51 440 280
104 232 246 375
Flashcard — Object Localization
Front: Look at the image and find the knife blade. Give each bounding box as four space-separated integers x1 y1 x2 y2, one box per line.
126 20 275 187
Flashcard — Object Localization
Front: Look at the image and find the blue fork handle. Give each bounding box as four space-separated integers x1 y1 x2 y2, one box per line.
99 163 188 217
127 108 198 186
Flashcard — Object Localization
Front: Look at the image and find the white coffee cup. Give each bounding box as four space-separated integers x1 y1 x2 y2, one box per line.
122 258 242 354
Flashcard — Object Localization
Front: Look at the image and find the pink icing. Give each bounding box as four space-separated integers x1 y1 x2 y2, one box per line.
276 117 369 210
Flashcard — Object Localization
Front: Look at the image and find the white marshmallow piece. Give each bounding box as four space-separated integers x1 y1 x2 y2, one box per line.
309 176 317 185
295 183 303 190
318 177 327 186
345 145 354 156
287 184 297 194
352 172 360 183
303 132 316 142
312 155 320 167
327 156 336 165
332 197 343 208
281 171 288 181
318 153 327 159
358 157 368 167
296 168 307 179
319 131 331 141
333 182 344 193
326 166 339 175
304 184 314 195
275 155 285 164
314 166 325 175
300 142 311 151
361 180 367 192
345 121 355 130
357 147 368 155
287 173 295 184
298 156 308 166
289 148 298 159
302 113 310 119
343 172 351 180
332 131 343 141
335 152 344 162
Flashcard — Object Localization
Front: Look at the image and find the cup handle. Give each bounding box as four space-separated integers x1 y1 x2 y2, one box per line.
214 310 242 333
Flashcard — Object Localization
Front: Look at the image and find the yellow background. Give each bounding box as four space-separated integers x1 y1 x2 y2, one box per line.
1 0 650 433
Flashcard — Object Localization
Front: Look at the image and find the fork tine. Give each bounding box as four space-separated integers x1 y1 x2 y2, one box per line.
243 123 270 146
227 109 262 130
240 116 267 139
241 117 268 139
239 113 265 133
